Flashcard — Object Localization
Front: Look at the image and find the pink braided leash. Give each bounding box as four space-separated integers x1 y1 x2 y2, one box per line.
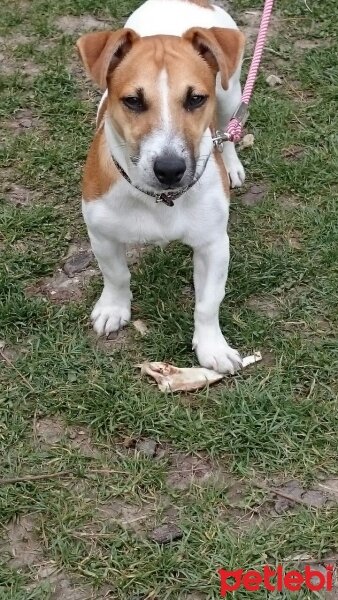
216 0 275 145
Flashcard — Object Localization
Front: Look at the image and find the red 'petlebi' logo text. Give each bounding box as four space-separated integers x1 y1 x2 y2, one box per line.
219 565 333 595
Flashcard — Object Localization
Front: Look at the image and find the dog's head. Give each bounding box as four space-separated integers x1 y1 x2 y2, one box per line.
77 28 244 193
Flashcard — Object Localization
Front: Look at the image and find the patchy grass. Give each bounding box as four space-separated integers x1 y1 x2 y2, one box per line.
0 0 337 598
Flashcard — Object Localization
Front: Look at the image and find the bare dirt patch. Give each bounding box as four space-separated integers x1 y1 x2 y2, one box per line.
21 60 41 77
264 230 303 251
62 248 93 278
47 575 93 600
0 49 40 77
223 475 338 529
286 79 316 102
215 477 270 532
271 478 336 514
96 500 158 536
25 265 99 303
126 244 149 266
167 452 225 490
35 416 65 445
237 10 280 50
317 479 338 502
27 241 147 306
240 183 269 207
229 508 269 532
0 167 15 192
67 427 100 458
80 494 182 551
149 522 182 544
0 339 20 363
136 438 158 458
5 184 33 207
278 195 303 210
55 15 114 35
6 109 41 135
90 326 132 353
287 231 303 250
4 515 43 568
35 39 58 56
260 349 276 367
246 295 281 319
282 145 305 160
35 416 100 457
0 33 31 47
294 39 330 50
28 563 96 600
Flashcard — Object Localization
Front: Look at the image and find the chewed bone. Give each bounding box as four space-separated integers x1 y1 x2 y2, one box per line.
138 352 262 392
242 351 262 368
138 362 223 392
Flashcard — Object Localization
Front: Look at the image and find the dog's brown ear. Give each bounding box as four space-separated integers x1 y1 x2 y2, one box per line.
76 28 140 90
183 27 245 89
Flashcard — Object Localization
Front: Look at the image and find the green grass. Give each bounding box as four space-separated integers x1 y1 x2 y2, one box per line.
0 0 337 598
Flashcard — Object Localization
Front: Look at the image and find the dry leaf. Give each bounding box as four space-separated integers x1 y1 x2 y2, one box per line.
149 523 183 544
266 74 282 87
284 553 314 562
133 320 148 336
239 133 255 150
63 251 92 278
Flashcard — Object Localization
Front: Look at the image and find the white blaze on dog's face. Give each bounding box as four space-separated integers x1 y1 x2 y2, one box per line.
77 28 245 192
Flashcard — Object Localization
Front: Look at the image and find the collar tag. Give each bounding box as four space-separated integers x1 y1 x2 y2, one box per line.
157 193 175 207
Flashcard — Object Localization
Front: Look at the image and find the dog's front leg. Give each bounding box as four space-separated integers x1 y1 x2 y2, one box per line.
89 235 131 336
217 80 245 188
192 236 242 374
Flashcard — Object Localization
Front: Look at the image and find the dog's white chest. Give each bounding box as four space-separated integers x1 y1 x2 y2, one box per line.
83 183 178 245
82 165 228 248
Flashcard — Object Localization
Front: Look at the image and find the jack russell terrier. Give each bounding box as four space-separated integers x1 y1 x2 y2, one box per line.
77 0 246 374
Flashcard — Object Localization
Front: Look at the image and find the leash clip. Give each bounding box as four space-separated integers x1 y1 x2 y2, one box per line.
212 102 250 150
213 131 228 153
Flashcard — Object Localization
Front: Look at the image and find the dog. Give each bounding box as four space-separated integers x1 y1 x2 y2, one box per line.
76 0 246 373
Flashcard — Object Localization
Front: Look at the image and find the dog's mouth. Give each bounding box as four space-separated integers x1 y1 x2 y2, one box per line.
151 182 188 192
127 148 212 197
130 167 194 194
140 179 194 197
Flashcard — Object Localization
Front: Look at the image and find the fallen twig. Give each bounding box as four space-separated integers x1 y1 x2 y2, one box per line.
0 471 72 486
282 557 338 564
0 468 127 486
86 468 126 475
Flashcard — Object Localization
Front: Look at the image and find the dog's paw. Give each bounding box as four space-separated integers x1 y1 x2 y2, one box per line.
91 299 131 336
226 157 246 188
193 333 242 374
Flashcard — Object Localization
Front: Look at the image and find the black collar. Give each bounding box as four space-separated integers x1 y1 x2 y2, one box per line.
111 153 211 207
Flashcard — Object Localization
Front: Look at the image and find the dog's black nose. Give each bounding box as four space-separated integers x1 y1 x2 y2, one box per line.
154 155 186 186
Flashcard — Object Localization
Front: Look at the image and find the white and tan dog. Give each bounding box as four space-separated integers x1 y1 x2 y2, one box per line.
77 0 246 373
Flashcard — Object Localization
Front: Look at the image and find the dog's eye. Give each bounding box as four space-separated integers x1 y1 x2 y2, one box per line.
184 93 208 111
122 96 147 113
